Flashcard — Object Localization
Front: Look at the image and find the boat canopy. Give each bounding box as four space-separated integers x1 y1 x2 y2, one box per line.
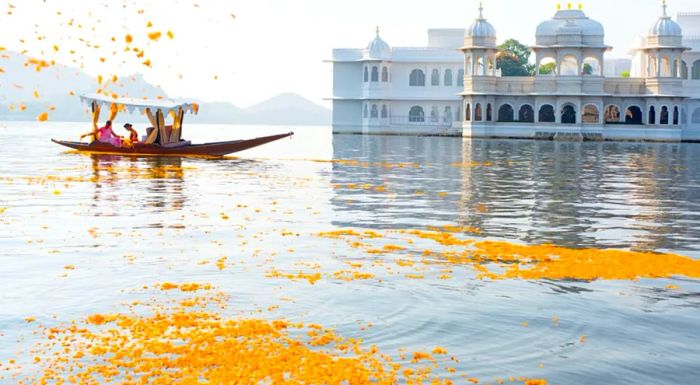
80 93 199 115
81 93 199 146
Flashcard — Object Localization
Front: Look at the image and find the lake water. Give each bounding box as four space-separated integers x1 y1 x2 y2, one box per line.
1 122 700 384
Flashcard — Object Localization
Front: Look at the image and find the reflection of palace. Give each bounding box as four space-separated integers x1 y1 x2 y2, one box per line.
330 2 700 141
330 135 700 251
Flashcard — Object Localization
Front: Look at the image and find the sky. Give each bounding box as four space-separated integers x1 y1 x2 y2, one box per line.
0 0 697 107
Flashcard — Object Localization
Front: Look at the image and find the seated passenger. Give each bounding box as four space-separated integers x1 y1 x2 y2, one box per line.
124 123 139 143
97 120 122 147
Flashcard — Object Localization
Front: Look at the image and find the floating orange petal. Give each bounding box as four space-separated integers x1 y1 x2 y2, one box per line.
147 31 161 41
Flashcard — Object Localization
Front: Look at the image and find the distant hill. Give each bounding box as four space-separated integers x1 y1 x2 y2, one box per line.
0 51 330 126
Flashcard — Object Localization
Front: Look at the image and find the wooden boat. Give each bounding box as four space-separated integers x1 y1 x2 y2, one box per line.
52 133 293 157
52 93 294 157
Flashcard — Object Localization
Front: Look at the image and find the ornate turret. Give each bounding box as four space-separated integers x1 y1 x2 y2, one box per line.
364 27 392 60
465 2 497 48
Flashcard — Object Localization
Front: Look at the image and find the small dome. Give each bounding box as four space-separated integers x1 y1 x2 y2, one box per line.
648 2 682 36
365 27 391 60
467 4 496 38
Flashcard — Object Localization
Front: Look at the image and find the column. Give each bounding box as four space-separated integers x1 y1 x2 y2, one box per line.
656 52 661 78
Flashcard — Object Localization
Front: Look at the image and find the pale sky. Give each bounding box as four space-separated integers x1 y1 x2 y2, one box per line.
0 0 697 107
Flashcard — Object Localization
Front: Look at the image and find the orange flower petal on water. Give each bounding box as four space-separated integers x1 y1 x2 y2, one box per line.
37 112 49 121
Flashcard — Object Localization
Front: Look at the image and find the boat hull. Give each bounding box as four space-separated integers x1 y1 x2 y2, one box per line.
51 132 294 157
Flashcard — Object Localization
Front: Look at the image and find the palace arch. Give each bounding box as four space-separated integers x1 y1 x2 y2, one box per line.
538 105 555 123
625 106 643 124
582 104 599 123
518 105 534 123
561 104 577 124
498 104 514 122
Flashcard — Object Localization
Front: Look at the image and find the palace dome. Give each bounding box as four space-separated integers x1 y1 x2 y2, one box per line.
467 5 496 38
365 28 391 60
536 7 605 46
648 2 682 36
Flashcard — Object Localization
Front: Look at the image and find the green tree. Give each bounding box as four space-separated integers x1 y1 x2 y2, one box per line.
538 62 556 75
583 63 593 75
496 39 534 76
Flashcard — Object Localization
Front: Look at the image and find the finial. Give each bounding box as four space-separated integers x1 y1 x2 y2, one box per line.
375 26 380 37
567 2 572 9
557 3 561 10
578 3 583 10
662 0 668 17
478 1 484 19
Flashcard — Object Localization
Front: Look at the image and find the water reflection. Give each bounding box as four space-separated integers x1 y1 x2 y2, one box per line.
88 155 187 215
331 135 700 255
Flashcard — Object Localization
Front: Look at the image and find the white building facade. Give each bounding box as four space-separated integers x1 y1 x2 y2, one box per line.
330 2 700 141
329 28 466 135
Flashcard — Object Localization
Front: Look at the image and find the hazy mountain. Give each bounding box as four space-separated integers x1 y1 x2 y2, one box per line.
242 93 332 125
0 51 330 126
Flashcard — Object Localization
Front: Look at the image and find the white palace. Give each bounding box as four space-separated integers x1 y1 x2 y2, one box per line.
328 2 700 141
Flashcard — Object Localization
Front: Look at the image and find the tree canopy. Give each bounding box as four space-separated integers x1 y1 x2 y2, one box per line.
496 39 534 76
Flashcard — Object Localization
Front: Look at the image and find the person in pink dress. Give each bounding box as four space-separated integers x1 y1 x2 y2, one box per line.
96 120 122 147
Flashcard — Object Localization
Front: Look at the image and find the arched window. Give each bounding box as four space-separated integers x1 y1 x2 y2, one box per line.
660 106 669 124
672 59 679 78
363 66 369 82
444 106 452 122
457 69 464 87
692 107 700 124
409 69 426 86
431 106 439 122
381 105 388 119
681 107 687 124
692 60 700 80
465 58 472 76
476 57 485 76
561 104 577 124
538 57 557 75
681 61 688 79
382 67 389 82
661 57 671 77
444 69 453 86
371 66 379 82
604 105 620 123
431 69 440 86
538 105 555 122
498 104 514 122
582 104 599 123
474 103 482 121
370 104 379 118
409 106 425 122
625 106 643 124
583 57 601 76
465 103 471 122
518 105 534 123
673 106 679 125
560 55 579 76
649 106 656 125
486 103 493 121
363 104 368 118
455 108 461 122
